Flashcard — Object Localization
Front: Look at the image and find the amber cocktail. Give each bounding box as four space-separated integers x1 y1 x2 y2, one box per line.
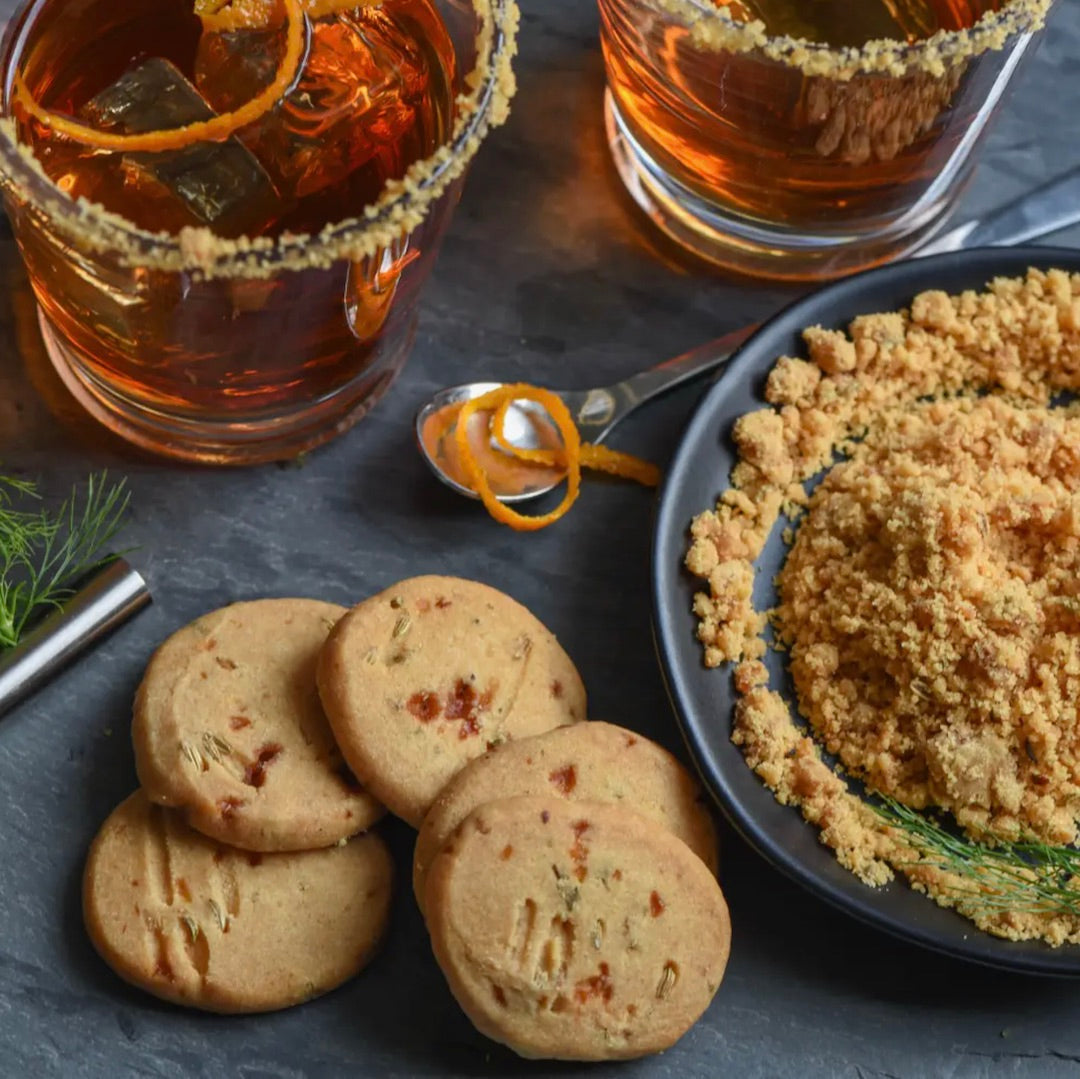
0 0 516 463
600 0 1052 279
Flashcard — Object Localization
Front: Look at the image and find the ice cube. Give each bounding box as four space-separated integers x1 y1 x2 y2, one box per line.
194 8 442 207
81 58 284 237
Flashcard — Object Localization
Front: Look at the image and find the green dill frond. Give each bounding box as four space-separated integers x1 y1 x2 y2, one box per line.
874 797 1080 918
0 472 131 649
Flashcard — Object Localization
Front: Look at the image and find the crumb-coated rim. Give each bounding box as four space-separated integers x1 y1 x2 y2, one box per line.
0 0 520 278
647 0 1051 80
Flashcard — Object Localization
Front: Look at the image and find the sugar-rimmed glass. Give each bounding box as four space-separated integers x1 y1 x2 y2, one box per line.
0 0 518 464
599 0 1053 280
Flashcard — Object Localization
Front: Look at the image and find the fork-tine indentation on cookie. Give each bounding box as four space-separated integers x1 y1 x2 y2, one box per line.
497 633 534 725
510 897 538 970
590 918 606 950
290 658 322 749
177 914 211 982
536 915 575 985
144 804 175 907
149 922 174 983
200 730 241 781
214 856 241 918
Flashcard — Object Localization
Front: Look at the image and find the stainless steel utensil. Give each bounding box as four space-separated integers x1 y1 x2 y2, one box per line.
417 167 1080 502
0 558 152 717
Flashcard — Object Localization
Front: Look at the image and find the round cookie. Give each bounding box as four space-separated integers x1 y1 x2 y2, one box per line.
317 576 586 828
424 795 731 1061
134 598 384 852
84 791 393 1013
413 722 718 910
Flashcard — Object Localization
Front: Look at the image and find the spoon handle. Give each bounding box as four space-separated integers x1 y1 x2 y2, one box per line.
557 166 1080 442
558 323 758 441
918 165 1080 255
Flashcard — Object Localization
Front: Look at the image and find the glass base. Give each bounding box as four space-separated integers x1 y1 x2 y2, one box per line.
603 89 960 282
37 307 412 466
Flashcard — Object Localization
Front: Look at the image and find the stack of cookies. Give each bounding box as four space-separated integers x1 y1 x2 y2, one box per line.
84 598 394 1013
84 575 732 1060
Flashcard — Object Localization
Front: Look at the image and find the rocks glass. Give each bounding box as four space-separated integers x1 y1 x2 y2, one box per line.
0 0 517 464
599 0 1053 279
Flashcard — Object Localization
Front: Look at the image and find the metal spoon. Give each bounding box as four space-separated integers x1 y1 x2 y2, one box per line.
415 325 755 502
416 165 1080 502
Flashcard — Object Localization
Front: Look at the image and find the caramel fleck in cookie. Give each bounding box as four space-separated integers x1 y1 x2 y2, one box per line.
317 577 586 827
84 792 393 1013
444 678 494 740
242 743 283 789
133 599 384 852
570 820 590 883
550 765 577 794
413 722 718 910
424 797 730 1061
574 962 613 1005
407 691 441 722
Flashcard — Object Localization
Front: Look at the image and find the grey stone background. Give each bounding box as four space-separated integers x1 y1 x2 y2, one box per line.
2 0 1080 1076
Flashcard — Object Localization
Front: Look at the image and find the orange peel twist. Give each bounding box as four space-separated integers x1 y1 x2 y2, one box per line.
579 443 661 487
12 0 306 152
455 383 660 532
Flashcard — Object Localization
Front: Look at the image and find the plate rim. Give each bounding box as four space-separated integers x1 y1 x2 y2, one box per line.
651 244 1080 977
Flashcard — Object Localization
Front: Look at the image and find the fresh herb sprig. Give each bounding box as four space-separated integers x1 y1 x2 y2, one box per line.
875 797 1080 918
0 472 131 649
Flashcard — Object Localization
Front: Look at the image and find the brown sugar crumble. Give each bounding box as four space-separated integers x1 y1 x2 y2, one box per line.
686 269 1080 946
779 396 1080 847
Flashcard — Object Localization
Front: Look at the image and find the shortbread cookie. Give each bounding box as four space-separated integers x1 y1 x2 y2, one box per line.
413 722 718 909
317 577 586 827
424 796 731 1061
134 599 384 852
84 791 393 1013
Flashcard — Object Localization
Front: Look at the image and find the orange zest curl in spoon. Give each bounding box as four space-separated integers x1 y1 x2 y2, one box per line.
11 0 306 153
455 384 661 532
491 401 660 485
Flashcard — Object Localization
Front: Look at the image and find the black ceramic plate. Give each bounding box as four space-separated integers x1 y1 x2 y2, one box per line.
653 246 1080 977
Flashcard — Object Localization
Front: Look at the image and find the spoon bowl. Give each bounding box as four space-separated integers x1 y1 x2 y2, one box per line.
415 382 568 502
414 327 756 504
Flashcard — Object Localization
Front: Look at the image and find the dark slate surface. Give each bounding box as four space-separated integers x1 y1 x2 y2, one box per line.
2 1 1080 1076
